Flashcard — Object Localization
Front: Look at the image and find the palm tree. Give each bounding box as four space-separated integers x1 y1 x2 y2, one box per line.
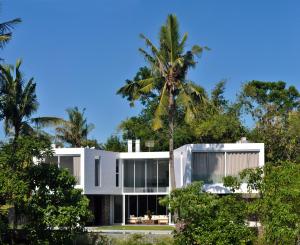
0 18 21 51
0 59 63 141
118 14 207 190
56 107 95 147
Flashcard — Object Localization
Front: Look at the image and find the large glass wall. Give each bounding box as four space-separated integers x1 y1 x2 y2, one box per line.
192 151 259 183
125 195 168 223
123 159 169 193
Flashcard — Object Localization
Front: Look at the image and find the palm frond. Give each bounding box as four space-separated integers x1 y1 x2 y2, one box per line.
140 34 166 75
0 18 21 49
31 117 66 128
152 83 168 130
136 77 156 94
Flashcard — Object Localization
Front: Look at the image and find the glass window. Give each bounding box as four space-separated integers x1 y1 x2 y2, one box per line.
95 158 100 186
116 159 119 187
135 160 145 188
73 156 81 184
124 160 134 187
147 160 157 191
114 196 122 223
192 152 225 183
60 156 81 185
138 195 147 217
226 152 259 177
44 156 58 165
158 160 169 187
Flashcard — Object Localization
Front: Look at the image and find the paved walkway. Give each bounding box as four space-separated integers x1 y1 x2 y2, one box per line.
86 227 173 235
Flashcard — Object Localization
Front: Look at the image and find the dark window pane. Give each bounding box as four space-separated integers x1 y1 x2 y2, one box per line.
192 152 225 183
116 173 119 187
147 160 157 191
157 195 167 215
124 160 134 187
148 195 157 214
158 160 169 187
135 160 145 188
138 195 147 217
129 195 137 217
114 196 122 223
95 158 100 186
116 159 119 173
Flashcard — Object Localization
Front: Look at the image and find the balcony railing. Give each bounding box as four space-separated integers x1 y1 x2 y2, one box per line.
123 187 169 193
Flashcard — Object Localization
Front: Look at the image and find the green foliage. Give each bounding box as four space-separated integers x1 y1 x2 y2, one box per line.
250 162 300 244
0 136 92 244
113 234 173 245
240 80 299 122
0 18 21 51
119 80 246 150
226 162 300 244
223 176 241 192
118 14 206 128
0 60 63 140
0 204 10 244
240 81 300 163
24 163 92 244
193 111 246 143
104 135 126 152
118 14 207 189
163 182 254 245
56 106 95 147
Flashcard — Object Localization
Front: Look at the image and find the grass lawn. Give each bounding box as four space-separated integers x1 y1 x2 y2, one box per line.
98 225 175 231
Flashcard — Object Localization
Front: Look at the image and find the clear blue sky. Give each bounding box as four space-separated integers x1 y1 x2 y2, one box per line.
1 0 300 142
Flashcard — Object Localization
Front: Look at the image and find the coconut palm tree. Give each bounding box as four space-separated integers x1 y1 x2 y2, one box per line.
0 18 21 51
0 59 63 141
55 107 95 147
117 14 207 190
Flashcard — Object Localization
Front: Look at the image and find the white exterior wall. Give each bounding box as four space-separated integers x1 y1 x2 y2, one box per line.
54 148 85 190
53 143 264 195
83 149 121 195
174 143 265 193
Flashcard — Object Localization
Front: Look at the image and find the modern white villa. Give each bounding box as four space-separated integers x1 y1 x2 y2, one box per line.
44 139 264 226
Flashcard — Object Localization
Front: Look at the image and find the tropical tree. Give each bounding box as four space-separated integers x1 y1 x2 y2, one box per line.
56 107 95 147
104 135 126 152
0 59 63 141
162 182 254 244
0 135 92 244
0 17 21 52
239 80 300 162
118 14 207 190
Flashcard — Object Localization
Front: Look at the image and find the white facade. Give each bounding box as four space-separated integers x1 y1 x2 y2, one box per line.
48 142 264 225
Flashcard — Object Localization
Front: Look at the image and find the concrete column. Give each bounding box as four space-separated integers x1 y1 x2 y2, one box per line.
122 194 125 225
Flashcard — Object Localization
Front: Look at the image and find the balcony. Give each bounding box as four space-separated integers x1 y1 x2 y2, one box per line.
123 187 169 193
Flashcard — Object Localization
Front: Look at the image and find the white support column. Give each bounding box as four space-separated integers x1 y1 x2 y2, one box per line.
133 160 136 192
110 196 114 225
122 194 125 225
145 160 147 191
122 160 124 193
180 152 183 187
224 152 227 177
58 156 60 168
156 160 159 193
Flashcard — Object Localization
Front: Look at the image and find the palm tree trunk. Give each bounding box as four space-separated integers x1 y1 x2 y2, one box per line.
168 90 176 191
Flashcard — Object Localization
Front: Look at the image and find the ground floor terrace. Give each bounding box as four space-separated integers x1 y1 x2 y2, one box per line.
87 194 170 226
